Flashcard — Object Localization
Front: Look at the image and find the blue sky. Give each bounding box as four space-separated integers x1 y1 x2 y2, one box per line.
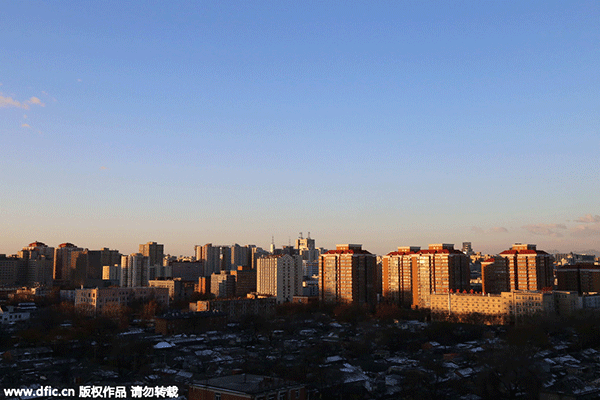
1 1 599 256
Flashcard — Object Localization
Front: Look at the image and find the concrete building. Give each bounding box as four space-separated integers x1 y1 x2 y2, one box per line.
120 253 150 287
318 244 377 305
149 279 186 301
17 241 54 286
416 244 470 308
139 241 164 267
196 276 211 295
195 243 230 275
430 290 557 324
102 264 121 282
462 242 474 256
231 266 257 297
192 295 277 321
211 271 236 298
154 311 226 335
499 243 554 291
189 374 306 400
0 305 30 324
168 260 203 281
382 246 420 307
257 254 302 303
556 264 600 294
481 257 510 294
74 286 169 314
0 255 20 286
53 243 83 282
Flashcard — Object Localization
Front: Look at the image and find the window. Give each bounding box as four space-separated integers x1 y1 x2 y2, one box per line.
215 393 221 400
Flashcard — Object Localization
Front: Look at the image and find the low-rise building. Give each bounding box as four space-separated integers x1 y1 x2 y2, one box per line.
149 278 186 301
189 374 306 400
431 290 558 324
154 311 226 335
74 287 169 314
191 295 276 321
0 305 30 324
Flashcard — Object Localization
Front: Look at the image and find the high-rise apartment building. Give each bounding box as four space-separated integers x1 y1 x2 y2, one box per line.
231 266 257 297
230 244 251 269
481 257 510 294
100 247 121 269
499 244 554 291
18 241 54 286
295 233 320 277
257 254 302 303
462 242 474 255
556 263 600 294
416 244 470 308
383 244 470 308
318 244 377 305
195 243 230 275
210 271 236 298
139 242 164 267
53 243 83 283
382 246 421 307
120 253 150 287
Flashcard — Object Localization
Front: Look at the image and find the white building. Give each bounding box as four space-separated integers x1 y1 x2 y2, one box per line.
257 254 302 303
0 305 30 324
120 253 149 287
75 287 169 313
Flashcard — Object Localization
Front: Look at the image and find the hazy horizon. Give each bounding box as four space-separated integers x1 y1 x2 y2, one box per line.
2 2 599 257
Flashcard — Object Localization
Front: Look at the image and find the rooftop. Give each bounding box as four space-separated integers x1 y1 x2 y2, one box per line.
193 374 302 394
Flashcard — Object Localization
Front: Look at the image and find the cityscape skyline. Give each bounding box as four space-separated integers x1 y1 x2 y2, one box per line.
2 2 599 257
1 235 598 259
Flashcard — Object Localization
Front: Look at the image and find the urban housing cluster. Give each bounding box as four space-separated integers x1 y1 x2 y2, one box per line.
1 236 598 324
2 236 600 399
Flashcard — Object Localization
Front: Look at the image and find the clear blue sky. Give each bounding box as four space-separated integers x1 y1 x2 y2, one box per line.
1 1 599 256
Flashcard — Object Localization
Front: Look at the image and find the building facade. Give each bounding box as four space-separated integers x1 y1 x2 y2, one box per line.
120 253 150 287
139 242 164 267
257 254 302 303
74 287 169 313
499 243 554 291
556 264 600 294
318 244 377 305
481 257 510 294
211 271 237 299
382 246 420 307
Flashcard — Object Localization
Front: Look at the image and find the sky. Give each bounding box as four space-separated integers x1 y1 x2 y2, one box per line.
1 1 599 256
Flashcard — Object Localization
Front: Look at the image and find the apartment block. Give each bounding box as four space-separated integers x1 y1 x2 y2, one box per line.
149 279 186 301
430 290 557 324
416 244 470 308
382 246 420 307
74 287 169 313
481 257 510 294
17 241 54 286
139 242 164 267
192 296 277 321
231 265 257 297
53 243 83 282
257 254 302 303
556 264 600 294
500 243 554 291
120 253 150 287
319 244 377 305
211 271 236 298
